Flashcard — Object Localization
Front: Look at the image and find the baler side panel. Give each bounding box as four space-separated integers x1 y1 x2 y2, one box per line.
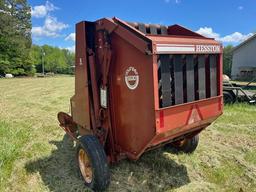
110 33 156 155
71 22 90 129
155 97 222 134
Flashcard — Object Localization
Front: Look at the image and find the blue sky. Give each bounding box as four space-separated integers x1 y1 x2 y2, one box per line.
29 0 256 52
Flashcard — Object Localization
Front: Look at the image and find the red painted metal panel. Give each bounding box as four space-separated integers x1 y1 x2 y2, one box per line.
155 97 222 134
167 24 205 38
109 33 156 156
71 22 90 130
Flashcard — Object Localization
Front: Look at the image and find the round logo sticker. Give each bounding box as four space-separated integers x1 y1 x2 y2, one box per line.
125 67 139 90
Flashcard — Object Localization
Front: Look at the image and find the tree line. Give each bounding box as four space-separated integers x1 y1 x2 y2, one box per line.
0 0 74 76
31 45 75 75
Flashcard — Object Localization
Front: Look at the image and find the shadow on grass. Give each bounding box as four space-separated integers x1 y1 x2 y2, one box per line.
25 135 190 192
25 134 87 192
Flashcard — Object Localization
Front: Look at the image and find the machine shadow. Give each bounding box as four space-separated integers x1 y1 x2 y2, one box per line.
25 134 87 192
109 148 190 191
25 135 190 192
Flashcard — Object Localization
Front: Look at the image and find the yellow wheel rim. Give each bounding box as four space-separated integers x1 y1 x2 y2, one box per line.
78 148 93 183
177 139 186 147
173 138 187 147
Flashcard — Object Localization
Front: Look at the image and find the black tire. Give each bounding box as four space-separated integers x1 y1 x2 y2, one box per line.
172 134 199 153
77 135 110 191
223 90 236 104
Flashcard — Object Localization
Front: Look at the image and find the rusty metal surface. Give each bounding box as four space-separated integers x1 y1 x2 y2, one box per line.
109 33 156 156
88 50 101 127
71 22 90 130
167 24 205 38
57 112 77 133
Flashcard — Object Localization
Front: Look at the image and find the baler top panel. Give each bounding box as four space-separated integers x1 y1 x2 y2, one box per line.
123 19 221 55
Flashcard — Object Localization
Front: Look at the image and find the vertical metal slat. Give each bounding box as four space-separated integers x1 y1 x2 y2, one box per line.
174 55 183 104
198 55 206 99
186 55 195 102
210 55 217 97
160 55 172 107
149 24 158 35
157 56 162 107
160 26 168 35
138 23 146 34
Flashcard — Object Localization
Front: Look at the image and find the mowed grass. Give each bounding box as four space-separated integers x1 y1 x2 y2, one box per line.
0 76 256 192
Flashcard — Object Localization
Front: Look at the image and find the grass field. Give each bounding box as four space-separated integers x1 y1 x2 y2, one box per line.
0 76 256 192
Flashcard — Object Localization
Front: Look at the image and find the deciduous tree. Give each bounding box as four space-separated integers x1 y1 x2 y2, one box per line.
223 45 233 77
0 0 33 76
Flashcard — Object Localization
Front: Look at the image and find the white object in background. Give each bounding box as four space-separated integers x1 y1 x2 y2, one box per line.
222 74 230 83
5 74 13 78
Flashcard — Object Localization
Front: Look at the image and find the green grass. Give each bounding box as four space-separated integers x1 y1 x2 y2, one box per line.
0 77 256 192
245 150 256 165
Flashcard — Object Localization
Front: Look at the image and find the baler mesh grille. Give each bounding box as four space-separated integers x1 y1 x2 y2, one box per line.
158 54 219 108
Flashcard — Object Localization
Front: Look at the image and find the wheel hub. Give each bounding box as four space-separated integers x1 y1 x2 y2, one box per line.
78 148 93 183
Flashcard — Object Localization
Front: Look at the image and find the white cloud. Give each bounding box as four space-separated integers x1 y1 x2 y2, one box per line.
164 0 180 3
31 5 48 18
31 1 68 38
196 27 253 43
31 26 57 37
238 6 244 10
44 16 68 32
65 33 75 41
220 32 253 43
31 1 58 18
65 45 75 53
32 16 68 37
196 27 219 39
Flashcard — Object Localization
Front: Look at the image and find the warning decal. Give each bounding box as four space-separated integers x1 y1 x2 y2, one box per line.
187 105 202 125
